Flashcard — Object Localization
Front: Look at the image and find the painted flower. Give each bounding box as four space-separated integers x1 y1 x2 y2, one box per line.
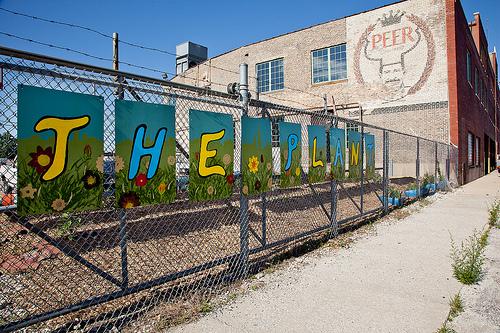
83 144 92 157
28 146 54 174
115 155 125 172
167 155 176 166
266 162 272 171
286 169 291 176
81 170 101 189
223 154 231 166
248 156 259 173
96 155 104 173
158 182 167 194
51 198 66 212
20 184 37 199
267 178 272 189
119 192 140 209
295 167 301 177
255 180 261 191
207 185 215 195
242 185 249 195
226 173 235 185
135 173 148 187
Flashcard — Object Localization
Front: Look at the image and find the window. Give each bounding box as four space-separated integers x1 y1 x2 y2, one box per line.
474 67 479 96
312 44 347 84
466 51 472 84
467 132 474 167
475 137 480 167
256 59 284 93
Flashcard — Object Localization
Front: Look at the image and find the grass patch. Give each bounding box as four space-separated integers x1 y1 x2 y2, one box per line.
448 293 464 320
435 322 456 333
199 300 213 314
450 230 485 285
488 200 500 227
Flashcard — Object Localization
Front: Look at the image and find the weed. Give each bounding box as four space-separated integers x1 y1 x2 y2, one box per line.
488 200 500 227
479 227 490 248
389 186 401 199
57 213 82 238
435 322 456 333
448 293 464 320
450 230 485 285
199 300 213 314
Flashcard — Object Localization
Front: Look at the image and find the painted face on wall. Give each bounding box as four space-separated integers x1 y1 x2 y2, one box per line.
380 62 405 91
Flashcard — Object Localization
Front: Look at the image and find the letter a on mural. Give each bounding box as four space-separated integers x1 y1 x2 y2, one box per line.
364 133 376 179
189 109 234 201
348 130 362 179
241 116 272 196
279 121 302 188
330 128 346 180
115 100 176 208
17 85 104 216
307 125 326 184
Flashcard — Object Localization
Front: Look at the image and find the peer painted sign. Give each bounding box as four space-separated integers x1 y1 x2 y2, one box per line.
189 109 234 201
115 100 176 208
241 116 272 196
17 85 104 216
330 128 346 180
279 121 302 188
308 125 326 184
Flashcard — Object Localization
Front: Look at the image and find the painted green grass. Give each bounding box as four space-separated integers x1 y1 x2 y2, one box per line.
17 142 103 215
189 139 234 201
308 148 326 184
241 143 272 196
115 137 176 207
280 146 302 188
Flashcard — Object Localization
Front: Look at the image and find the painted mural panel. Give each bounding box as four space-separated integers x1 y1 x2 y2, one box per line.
189 109 234 201
279 122 302 188
17 85 104 216
365 133 376 179
330 128 346 180
115 100 176 208
307 125 326 184
348 130 362 180
241 117 272 196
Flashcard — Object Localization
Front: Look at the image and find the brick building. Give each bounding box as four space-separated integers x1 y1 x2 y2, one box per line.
173 0 499 185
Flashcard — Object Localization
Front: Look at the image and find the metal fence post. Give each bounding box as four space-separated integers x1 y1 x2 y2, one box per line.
446 145 451 185
383 130 389 214
113 32 128 288
416 138 420 198
239 63 250 277
434 141 438 187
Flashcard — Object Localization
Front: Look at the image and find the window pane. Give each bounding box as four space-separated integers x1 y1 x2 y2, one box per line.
257 59 284 92
330 44 347 81
270 59 284 91
468 133 474 166
312 49 329 83
312 44 347 84
257 62 270 93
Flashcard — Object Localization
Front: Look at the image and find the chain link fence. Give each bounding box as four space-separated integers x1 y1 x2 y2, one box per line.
0 47 457 332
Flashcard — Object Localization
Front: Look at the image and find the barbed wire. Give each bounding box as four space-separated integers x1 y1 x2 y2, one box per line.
0 7 326 101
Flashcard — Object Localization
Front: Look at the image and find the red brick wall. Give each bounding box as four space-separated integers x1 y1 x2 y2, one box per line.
445 0 497 184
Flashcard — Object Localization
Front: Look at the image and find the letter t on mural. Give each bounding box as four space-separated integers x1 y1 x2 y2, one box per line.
17 85 104 216
279 121 302 188
364 133 376 179
115 100 176 208
189 109 234 201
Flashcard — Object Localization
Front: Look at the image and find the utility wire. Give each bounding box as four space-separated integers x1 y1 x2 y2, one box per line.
0 7 325 101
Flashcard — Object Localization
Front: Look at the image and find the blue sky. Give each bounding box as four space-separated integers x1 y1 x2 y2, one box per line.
0 0 498 80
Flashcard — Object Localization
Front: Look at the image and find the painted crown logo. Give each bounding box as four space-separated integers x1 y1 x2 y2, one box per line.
378 10 405 27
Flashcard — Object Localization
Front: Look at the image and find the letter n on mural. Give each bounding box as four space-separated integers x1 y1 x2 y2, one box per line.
364 133 376 179
241 117 272 196
307 125 326 183
115 100 176 208
330 128 346 180
279 121 301 188
189 109 234 201
17 85 104 216
348 130 362 179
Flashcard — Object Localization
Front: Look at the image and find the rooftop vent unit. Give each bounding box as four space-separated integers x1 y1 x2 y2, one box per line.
176 41 208 75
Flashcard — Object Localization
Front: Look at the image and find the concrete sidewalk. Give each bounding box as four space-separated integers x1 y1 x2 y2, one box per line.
169 173 500 333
